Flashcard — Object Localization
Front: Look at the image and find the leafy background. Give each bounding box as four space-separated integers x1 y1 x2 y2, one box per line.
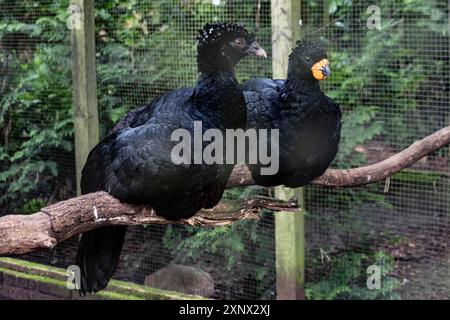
0 0 449 299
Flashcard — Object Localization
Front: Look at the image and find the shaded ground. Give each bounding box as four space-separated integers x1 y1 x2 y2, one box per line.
306 201 450 299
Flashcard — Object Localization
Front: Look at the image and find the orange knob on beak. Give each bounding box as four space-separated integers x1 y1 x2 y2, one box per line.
311 59 331 80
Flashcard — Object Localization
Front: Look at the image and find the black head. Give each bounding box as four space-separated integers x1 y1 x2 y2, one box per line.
288 40 330 82
196 22 267 73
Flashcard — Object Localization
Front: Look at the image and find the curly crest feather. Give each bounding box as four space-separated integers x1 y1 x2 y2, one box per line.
196 22 255 47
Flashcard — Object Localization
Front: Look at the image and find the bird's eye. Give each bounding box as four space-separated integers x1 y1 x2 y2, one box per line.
233 37 246 49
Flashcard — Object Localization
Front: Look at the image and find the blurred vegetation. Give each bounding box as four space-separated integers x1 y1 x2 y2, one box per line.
0 0 448 299
305 250 401 300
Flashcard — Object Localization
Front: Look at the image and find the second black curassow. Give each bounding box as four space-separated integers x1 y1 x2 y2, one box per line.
76 23 267 294
243 40 342 187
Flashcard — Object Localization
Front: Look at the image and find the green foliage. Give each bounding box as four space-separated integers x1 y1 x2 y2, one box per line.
304 0 449 212
336 106 383 167
163 187 276 299
0 0 447 300
94 0 272 134
306 251 401 300
301 0 448 300
0 0 272 209
18 198 47 214
0 0 73 210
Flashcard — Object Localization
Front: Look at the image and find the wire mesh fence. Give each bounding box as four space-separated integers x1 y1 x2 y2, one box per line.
302 0 450 299
0 0 75 210
94 0 274 300
0 0 449 299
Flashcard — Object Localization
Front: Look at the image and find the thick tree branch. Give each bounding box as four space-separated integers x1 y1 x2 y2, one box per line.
0 126 449 256
0 192 298 256
228 126 450 188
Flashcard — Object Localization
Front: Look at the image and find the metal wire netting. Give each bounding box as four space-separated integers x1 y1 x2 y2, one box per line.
99 0 274 300
0 1 76 204
302 0 450 299
0 0 449 300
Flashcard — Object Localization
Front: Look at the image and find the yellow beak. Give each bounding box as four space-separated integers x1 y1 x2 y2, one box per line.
311 59 331 80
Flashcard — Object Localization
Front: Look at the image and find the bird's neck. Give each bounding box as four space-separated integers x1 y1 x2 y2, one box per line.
282 73 322 103
197 49 234 74
194 70 239 98
191 70 246 128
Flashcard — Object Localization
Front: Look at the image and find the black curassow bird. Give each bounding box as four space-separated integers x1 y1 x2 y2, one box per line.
243 41 342 187
76 23 267 294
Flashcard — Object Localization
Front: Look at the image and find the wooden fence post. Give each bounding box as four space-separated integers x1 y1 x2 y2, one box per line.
271 0 305 300
70 0 99 195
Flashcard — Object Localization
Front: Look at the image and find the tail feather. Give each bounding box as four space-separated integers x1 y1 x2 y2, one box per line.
76 226 127 295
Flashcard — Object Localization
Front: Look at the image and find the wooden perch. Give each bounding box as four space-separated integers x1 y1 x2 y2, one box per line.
0 192 298 256
0 125 449 256
228 126 450 188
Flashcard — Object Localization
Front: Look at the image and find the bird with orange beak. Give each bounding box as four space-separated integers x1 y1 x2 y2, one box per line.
311 58 331 80
243 40 342 187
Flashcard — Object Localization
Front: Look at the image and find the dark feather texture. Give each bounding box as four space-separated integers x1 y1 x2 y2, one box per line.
243 41 342 187
76 23 260 295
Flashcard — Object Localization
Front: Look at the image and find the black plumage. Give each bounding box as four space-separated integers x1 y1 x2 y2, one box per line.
243 41 342 187
76 23 266 294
